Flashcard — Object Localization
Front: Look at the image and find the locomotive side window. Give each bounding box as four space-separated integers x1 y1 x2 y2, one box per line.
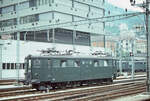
94 60 99 67
99 60 108 67
74 61 80 67
89 60 92 65
104 60 108 67
82 61 85 64
82 60 92 67
61 60 67 67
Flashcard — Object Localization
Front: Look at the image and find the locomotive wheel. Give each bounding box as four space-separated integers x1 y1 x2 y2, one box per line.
36 85 47 91
113 74 117 79
47 85 52 90
107 78 113 84
52 86 56 89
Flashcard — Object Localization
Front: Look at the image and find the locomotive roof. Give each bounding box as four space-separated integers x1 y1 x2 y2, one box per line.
26 55 116 60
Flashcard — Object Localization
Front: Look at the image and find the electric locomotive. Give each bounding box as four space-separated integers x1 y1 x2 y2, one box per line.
23 55 117 91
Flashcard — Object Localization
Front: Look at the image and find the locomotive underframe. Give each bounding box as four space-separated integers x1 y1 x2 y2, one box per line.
32 78 113 91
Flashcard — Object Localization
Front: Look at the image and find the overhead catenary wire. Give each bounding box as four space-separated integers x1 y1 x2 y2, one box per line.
0 12 144 34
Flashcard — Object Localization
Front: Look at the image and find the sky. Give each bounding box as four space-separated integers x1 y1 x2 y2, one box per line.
107 0 144 12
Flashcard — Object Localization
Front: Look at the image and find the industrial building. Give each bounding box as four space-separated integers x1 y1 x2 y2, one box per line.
0 0 105 79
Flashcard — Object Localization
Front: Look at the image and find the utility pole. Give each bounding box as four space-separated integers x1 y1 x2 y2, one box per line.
130 0 150 92
104 35 106 49
119 40 122 74
145 0 150 92
73 25 76 51
16 1 20 84
131 40 135 80
0 40 3 80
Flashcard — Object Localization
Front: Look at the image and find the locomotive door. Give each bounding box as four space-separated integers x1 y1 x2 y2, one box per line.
35 59 51 81
47 59 52 81
80 60 92 80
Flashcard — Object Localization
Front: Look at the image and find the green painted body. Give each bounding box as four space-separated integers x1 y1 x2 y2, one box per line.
26 55 117 83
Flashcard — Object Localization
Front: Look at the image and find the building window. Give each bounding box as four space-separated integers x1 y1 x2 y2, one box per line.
23 63 25 69
19 63 22 69
103 0 105 4
52 0 54 3
1 5 14 14
29 0 36 7
15 63 20 69
14 63 16 69
2 63 5 69
0 0 3 4
20 14 39 24
45 0 48 4
0 19 17 27
36 0 50 6
11 63 14 69
7 63 10 69
72 0 74 7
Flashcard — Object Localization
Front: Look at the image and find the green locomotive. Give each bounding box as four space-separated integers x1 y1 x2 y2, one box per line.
24 55 117 91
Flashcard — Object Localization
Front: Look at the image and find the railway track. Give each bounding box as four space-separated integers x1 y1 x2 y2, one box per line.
42 81 145 101
0 80 16 85
0 86 31 93
73 82 145 101
0 76 145 98
0 89 39 98
0 78 146 101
